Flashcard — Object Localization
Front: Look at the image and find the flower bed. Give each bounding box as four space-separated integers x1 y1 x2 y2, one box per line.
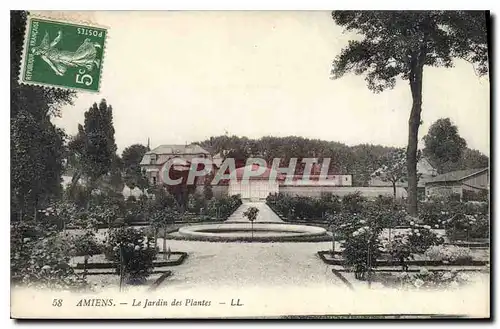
317 250 489 267
73 251 188 270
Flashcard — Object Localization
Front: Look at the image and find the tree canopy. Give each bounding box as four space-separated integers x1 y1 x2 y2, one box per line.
330 11 489 215
122 144 149 190
423 118 467 173
67 99 119 200
331 11 488 91
11 11 76 220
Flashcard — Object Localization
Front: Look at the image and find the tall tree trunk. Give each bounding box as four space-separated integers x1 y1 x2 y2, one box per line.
407 50 425 217
392 182 397 200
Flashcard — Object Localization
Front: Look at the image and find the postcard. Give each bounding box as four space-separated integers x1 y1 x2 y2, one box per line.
11 10 490 319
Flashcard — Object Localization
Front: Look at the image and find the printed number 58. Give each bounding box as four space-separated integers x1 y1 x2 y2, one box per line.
52 299 63 307
76 69 93 86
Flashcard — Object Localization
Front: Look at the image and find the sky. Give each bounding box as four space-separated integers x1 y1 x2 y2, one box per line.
45 11 490 155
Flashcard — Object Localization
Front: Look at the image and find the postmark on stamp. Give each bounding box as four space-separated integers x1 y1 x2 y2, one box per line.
19 15 107 92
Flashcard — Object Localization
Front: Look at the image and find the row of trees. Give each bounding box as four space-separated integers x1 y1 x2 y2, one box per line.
198 120 487 189
200 135 395 187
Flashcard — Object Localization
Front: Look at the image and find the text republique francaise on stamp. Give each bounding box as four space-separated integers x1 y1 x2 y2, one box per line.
20 15 107 92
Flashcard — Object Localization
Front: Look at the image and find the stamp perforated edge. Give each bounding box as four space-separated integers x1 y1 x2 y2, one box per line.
18 12 110 94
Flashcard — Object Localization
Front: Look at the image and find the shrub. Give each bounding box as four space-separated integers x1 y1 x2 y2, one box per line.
243 206 259 222
267 193 341 221
104 227 157 284
69 231 103 257
266 193 294 219
418 199 455 227
444 212 489 241
342 226 381 280
380 221 444 267
206 195 242 219
424 245 473 263
406 221 444 253
11 222 87 290
203 185 214 200
373 195 397 208
187 191 206 215
381 234 413 266
38 202 79 231
338 202 386 280
463 189 488 202
419 198 489 234
341 192 366 214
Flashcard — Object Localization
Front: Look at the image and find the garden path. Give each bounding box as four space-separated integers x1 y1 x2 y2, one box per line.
225 201 283 223
155 239 340 289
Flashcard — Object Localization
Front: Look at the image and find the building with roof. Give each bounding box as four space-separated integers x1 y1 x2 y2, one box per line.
425 167 489 200
140 144 212 185
139 144 414 201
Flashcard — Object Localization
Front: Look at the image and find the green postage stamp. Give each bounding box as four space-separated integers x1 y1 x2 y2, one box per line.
19 15 107 92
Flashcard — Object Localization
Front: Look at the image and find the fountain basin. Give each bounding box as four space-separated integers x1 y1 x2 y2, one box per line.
175 223 330 242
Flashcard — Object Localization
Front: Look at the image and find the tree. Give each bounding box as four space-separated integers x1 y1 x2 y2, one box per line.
150 206 177 259
122 144 149 169
243 206 259 240
349 144 392 186
122 145 147 189
122 144 149 191
83 99 117 183
11 11 75 220
372 148 411 199
423 118 467 173
67 99 118 198
330 11 488 216
459 148 489 170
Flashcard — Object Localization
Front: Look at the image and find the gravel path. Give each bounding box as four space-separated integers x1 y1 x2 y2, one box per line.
226 202 283 223
155 237 489 293
157 239 340 290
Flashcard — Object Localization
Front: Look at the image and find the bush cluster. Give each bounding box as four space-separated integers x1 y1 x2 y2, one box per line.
419 198 488 237
11 220 87 290
68 231 103 257
267 193 407 226
267 192 345 220
206 195 242 220
103 227 158 284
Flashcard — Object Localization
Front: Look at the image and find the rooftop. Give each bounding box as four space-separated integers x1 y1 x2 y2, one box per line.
146 144 210 155
426 168 488 184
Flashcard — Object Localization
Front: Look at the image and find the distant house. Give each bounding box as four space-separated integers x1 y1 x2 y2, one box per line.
369 157 438 188
425 168 489 200
139 144 212 185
